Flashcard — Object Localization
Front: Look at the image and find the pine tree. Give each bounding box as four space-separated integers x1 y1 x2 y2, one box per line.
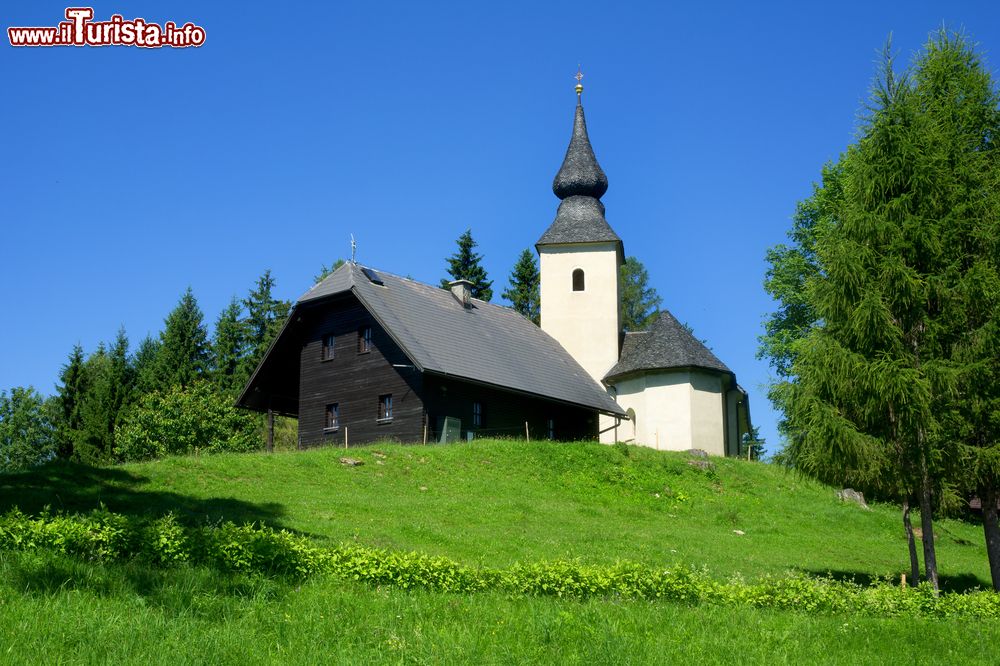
440 229 493 301
502 249 540 324
620 257 662 332
156 288 210 390
55 344 87 459
212 297 247 393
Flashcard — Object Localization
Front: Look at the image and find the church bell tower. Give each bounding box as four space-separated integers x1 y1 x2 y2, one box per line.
536 73 623 387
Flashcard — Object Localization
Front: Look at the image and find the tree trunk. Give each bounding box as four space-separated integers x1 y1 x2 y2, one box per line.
902 499 920 584
981 485 1000 592
918 450 939 592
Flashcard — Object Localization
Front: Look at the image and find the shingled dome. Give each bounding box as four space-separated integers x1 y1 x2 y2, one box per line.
537 102 622 248
604 310 733 382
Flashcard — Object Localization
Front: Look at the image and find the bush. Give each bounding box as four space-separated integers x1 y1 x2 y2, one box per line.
115 382 259 461
1 507 999 619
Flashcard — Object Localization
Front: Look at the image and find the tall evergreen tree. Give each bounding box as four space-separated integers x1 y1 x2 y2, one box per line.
55 344 87 459
75 343 112 464
241 270 291 378
212 297 248 393
769 33 1000 591
620 257 662 332
440 229 493 301
156 288 210 390
502 249 540 324
131 335 161 396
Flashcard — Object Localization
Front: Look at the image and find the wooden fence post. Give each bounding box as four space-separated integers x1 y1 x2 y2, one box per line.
344 426 348 449
266 408 274 453
525 421 530 442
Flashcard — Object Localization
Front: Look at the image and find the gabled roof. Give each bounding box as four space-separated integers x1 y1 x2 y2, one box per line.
244 263 624 416
604 310 732 382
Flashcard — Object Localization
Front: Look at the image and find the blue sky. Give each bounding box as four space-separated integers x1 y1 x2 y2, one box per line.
4 1 1000 452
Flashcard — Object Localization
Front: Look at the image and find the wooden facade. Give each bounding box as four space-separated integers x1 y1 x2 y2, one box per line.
294 293 600 448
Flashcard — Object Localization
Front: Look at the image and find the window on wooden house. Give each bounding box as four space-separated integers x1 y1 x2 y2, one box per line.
572 269 585 291
547 418 555 440
322 333 336 361
378 394 393 422
358 326 372 353
325 403 339 431
472 401 484 428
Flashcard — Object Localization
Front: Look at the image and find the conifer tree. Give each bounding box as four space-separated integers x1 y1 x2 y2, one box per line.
502 249 540 324
155 288 210 390
440 229 493 301
241 270 291 379
620 257 662 332
212 297 247 393
131 335 161 396
55 344 87 459
773 33 1000 591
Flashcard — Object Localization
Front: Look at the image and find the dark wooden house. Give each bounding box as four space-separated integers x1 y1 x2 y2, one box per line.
238 262 625 447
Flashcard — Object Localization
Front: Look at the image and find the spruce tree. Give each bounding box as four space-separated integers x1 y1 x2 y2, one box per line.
212 297 247 393
55 344 87 459
131 335 161 396
501 249 540 324
440 229 493 301
156 288 210 390
620 257 662 332
241 270 291 379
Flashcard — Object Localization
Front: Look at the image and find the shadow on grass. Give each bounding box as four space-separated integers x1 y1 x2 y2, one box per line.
798 568 989 594
0 460 290 530
2 549 288 613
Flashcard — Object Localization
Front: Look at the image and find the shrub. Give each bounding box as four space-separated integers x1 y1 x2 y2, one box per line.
1 507 1000 619
115 382 259 461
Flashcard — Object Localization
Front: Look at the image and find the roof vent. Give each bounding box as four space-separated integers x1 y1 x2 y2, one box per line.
448 280 474 309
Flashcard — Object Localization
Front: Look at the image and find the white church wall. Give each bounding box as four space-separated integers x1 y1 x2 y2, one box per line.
688 371 726 456
539 242 621 383
609 370 726 455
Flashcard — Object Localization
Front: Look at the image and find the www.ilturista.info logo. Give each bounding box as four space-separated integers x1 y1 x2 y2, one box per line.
8 8 205 48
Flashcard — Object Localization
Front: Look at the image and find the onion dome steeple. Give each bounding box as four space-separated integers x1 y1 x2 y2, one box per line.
537 69 622 249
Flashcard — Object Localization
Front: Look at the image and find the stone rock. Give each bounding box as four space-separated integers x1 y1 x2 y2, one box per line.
339 457 364 467
733 530 745 536
686 449 709 459
686 459 714 471
837 488 869 509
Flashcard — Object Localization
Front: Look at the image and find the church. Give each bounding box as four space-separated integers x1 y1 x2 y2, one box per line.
238 80 752 456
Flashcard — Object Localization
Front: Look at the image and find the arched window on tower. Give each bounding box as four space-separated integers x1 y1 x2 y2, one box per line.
572 268 585 291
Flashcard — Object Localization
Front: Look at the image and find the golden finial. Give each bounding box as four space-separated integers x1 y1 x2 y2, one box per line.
574 65 584 97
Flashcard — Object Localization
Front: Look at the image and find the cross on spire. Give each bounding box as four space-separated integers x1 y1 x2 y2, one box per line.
574 65 584 97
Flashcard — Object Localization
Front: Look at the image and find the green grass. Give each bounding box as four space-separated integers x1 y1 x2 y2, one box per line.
0 439 996 662
0 439 989 587
1 550 998 665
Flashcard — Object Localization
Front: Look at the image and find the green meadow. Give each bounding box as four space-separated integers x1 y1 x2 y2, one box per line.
0 440 996 663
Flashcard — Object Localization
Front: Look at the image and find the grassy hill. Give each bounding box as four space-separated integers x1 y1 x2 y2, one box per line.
0 439 998 663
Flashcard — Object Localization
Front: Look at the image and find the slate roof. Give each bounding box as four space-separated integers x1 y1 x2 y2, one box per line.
294 263 625 415
537 103 623 249
604 310 733 382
